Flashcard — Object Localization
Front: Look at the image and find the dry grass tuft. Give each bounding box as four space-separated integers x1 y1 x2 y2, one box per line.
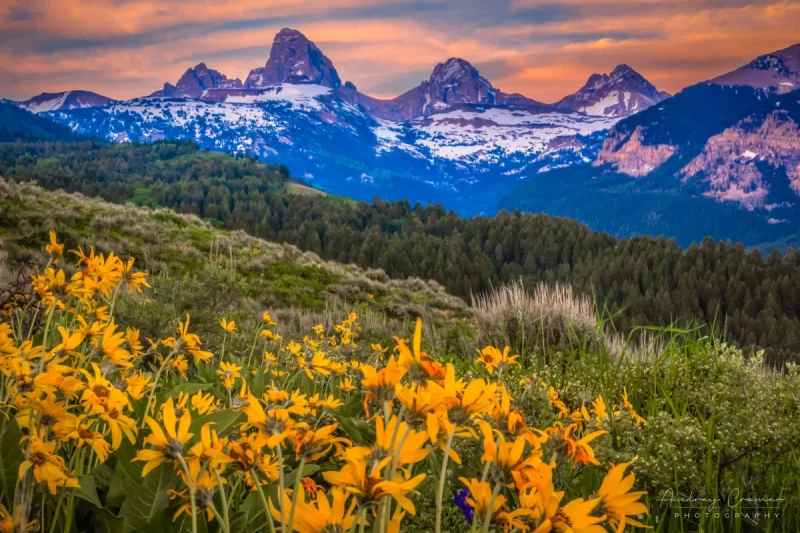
472 280 598 351
605 329 667 362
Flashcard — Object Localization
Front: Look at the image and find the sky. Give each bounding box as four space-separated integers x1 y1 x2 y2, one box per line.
1 0 799 103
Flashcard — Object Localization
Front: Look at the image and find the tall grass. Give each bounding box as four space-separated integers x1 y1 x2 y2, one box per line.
461 280 800 532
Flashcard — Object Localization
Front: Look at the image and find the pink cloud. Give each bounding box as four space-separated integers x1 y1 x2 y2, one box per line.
1 0 798 102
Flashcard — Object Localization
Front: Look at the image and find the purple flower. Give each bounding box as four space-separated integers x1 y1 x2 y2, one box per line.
453 488 474 525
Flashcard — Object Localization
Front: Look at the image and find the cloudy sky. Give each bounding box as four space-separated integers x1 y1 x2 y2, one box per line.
1 0 798 102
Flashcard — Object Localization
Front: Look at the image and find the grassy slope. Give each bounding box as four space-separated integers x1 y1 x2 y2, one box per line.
284 181 328 197
0 179 468 345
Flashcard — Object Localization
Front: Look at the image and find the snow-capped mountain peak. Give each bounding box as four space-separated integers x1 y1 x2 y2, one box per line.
245 28 342 89
16 90 116 113
555 64 670 117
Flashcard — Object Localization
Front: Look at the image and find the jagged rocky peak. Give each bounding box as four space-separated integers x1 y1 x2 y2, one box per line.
376 56 542 121
425 57 497 106
245 28 342 89
555 64 670 118
386 57 498 119
151 63 242 98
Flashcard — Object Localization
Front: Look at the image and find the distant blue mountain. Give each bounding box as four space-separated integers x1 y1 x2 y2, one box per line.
499 84 800 249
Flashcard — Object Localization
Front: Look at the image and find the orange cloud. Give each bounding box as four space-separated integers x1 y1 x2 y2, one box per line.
1 0 798 103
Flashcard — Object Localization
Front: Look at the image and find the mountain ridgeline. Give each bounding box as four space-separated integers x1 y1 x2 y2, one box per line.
6 28 799 249
2 140 800 365
500 83 800 247
6 28 669 215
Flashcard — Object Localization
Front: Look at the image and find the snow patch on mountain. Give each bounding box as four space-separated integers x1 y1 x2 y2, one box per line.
224 84 331 110
24 92 72 113
407 107 617 163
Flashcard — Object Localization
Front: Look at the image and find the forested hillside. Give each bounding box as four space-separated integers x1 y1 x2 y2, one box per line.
0 101 82 142
2 140 799 364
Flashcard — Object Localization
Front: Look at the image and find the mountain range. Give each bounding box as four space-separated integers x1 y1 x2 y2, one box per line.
5 29 800 249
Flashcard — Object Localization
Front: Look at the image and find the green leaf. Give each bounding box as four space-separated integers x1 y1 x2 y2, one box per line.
94 508 131 533
197 363 216 384
189 409 244 437
0 419 23 508
91 463 115 492
251 367 266 398
332 413 373 445
74 475 103 508
119 463 178 529
159 382 212 402
105 441 141 510
285 463 320 486
228 510 250 533
337 393 364 418
239 491 265 525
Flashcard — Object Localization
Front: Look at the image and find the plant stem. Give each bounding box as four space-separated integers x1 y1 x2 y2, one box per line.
358 508 367 533
140 350 175 428
347 508 365 533
250 468 277 533
276 446 287 533
378 425 411 532
207 502 228 533
480 460 491 482
468 459 496 533
434 430 456 533
36 304 56 374
247 326 262 367
287 458 306 532
214 469 231 533
177 455 198 533
481 483 502 533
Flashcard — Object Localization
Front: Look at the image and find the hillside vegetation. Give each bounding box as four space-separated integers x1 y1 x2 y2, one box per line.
0 181 798 533
2 141 800 365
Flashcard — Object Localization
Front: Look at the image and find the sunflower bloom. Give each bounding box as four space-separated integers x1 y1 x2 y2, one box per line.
19 430 80 494
323 448 425 513
217 361 242 389
294 423 351 462
135 397 193 476
458 477 506 529
270 486 361 533
596 462 650 532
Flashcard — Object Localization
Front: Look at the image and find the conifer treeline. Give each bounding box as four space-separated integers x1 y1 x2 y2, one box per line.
2 141 799 364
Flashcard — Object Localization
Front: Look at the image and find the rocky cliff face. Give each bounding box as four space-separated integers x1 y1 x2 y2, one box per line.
555 64 670 117
244 28 342 89
594 126 676 176
150 63 242 98
681 110 800 208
